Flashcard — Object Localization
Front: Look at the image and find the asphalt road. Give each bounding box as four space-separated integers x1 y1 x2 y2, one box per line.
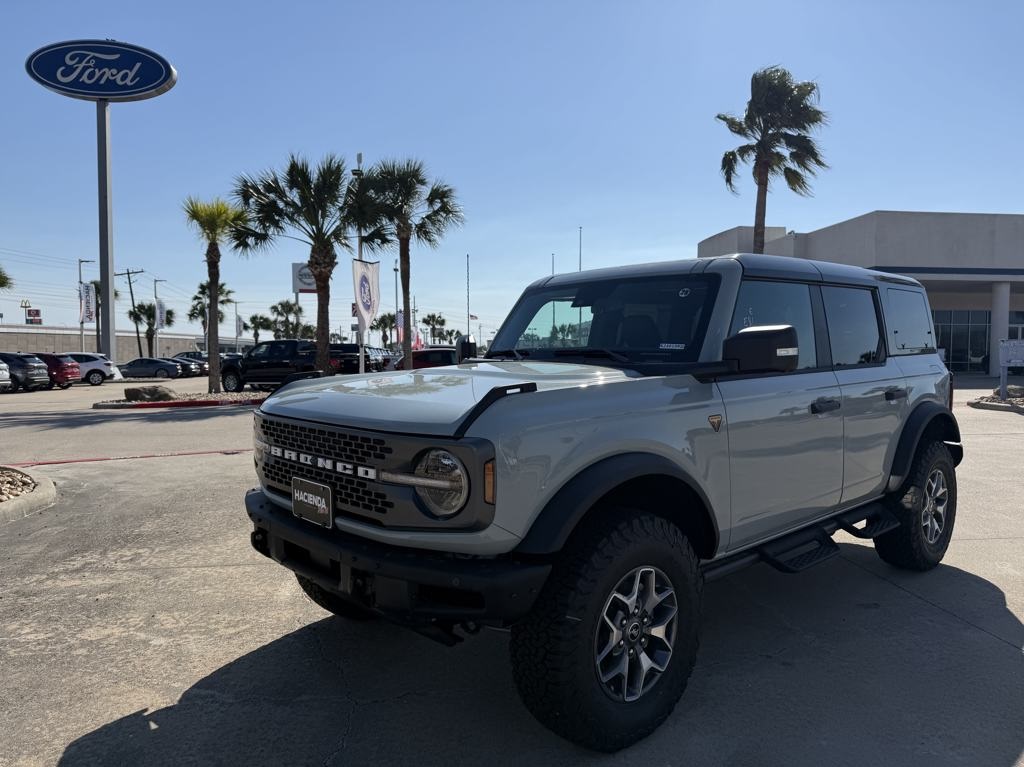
0 377 1021 766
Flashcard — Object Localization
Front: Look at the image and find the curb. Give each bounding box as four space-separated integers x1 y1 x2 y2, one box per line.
0 467 57 525
92 398 265 410
968 399 1024 414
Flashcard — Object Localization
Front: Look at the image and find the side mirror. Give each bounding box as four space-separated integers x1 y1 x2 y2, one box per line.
456 334 477 363
723 325 799 374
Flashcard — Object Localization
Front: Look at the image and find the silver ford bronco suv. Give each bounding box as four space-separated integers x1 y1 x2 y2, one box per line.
245 253 961 752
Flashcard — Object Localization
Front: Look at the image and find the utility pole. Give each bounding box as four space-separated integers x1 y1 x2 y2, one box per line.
115 268 144 357
578 227 582 271
78 258 95 351
466 253 470 335
153 278 166 357
393 259 399 350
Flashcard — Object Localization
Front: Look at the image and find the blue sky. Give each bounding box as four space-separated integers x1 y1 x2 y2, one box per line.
2 0 1022 346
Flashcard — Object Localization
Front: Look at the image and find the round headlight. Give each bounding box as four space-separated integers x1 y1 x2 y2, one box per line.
414 449 469 517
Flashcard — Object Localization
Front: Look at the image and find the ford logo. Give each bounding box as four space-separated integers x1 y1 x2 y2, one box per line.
25 39 177 102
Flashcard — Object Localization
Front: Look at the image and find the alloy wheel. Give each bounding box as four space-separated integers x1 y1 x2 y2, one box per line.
921 469 948 545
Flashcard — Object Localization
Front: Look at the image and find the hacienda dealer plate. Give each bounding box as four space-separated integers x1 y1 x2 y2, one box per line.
291 477 333 528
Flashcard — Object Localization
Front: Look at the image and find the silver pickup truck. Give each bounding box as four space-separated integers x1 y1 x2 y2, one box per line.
245 253 961 751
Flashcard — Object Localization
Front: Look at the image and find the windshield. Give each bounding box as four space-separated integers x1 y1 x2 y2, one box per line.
488 274 719 365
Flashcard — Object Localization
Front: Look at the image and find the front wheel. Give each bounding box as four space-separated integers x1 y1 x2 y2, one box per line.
874 441 957 571
222 371 244 393
295 574 377 621
9 378 20 393
87 371 105 386
510 513 701 752
59 382 73 390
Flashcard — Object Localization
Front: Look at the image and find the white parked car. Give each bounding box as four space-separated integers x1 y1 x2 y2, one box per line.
0 360 10 393
66 353 122 386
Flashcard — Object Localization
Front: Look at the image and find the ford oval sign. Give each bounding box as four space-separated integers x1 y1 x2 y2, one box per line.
26 40 176 102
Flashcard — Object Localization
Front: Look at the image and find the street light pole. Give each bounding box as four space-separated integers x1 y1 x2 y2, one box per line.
393 258 399 350
78 258 95 351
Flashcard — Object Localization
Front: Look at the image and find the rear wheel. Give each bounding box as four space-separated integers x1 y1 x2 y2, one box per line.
295 574 376 621
222 371 244 392
875 441 957 571
510 513 701 752
59 382 73 389
9 377 20 393
87 371 104 386
155 368 169 379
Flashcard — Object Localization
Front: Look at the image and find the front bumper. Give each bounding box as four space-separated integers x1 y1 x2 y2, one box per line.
245 488 551 626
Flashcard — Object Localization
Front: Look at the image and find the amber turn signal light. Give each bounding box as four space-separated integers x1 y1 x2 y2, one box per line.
484 460 496 504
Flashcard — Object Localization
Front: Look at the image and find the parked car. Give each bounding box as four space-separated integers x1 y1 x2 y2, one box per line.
0 352 51 392
174 357 209 376
177 351 208 362
34 353 82 390
221 340 329 392
329 343 378 374
163 357 201 377
66 352 121 386
0 360 11 393
119 357 181 379
247 253 961 752
389 347 458 370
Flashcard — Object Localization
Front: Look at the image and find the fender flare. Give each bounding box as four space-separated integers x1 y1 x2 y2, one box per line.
514 452 719 556
887 401 963 492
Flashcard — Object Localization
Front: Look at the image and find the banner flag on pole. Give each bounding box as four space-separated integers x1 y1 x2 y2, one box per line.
236 315 246 336
396 309 404 344
352 259 380 333
80 283 96 323
156 300 168 329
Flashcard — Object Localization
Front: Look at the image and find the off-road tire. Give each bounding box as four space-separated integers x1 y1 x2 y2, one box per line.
222 371 244 393
875 441 957 571
295 574 376 621
87 371 104 386
509 513 701 752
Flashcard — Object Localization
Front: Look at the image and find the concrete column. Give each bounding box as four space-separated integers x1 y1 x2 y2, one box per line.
989 282 1011 375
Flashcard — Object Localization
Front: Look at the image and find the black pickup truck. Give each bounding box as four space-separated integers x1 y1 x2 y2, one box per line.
221 339 333 392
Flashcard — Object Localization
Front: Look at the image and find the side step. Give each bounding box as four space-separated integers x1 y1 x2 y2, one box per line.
836 505 900 539
759 528 840 573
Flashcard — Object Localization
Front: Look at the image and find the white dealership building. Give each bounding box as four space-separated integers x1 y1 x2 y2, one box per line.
699 211 1024 374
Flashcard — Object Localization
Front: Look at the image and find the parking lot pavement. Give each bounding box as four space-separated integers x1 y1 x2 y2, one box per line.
0 395 1021 766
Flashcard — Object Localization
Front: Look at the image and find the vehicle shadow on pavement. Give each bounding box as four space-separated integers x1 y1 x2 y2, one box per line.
0 406 256 432
57 548 1023 767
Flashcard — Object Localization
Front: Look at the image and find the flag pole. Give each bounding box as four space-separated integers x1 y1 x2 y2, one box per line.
466 253 470 336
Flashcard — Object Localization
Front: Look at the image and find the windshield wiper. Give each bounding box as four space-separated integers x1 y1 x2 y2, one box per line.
553 347 630 363
486 348 525 360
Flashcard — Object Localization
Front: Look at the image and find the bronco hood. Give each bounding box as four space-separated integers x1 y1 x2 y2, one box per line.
258 360 632 436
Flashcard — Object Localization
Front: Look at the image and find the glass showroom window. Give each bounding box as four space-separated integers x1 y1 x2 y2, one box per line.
932 310 990 372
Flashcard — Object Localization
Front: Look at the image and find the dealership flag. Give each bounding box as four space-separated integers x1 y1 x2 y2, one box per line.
156 300 168 329
352 259 380 333
396 309 404 344
80 283 96 323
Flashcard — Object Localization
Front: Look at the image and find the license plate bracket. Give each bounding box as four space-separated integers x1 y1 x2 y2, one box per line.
291 477 333 528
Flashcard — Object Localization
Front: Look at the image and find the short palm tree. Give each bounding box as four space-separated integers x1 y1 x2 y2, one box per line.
188 281 235 334
184 197 247 393
127 301 176 357
422 312 446 344
233 155 359 373
367 159 463 368
371 311 397 347
0 265 11 290
248 313 274 344
269 299 304 339
717 66 828 253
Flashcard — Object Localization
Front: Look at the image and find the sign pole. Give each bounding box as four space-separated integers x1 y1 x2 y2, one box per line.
96 99 116 363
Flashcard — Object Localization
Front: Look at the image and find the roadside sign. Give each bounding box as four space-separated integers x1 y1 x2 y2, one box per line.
997 339 1024 400
291 263 316 294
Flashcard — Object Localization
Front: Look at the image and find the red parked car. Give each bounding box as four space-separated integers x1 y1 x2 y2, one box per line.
34 353 82 390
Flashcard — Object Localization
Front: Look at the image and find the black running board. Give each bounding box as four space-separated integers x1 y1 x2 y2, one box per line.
703 501 895 580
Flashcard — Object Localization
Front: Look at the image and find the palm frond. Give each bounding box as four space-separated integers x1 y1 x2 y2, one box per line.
721 151 740 193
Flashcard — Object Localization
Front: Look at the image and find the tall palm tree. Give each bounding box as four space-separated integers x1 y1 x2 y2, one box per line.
367 159 463 368
89 279 119 352
188 281 235 334
233 154 360 373
371 311 397 347
127 301 176 357
422 312 446 344
0 265 11 290
717 66 828 253
269 299 304 339
248 313 274 344
184 197 247 393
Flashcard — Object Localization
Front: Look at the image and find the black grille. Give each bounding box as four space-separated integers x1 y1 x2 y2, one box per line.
257 414 396 520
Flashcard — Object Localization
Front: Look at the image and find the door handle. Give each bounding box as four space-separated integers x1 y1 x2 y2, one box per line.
810 397 841 414
884 387 908 401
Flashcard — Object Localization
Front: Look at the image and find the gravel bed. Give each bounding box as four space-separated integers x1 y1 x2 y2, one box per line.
976 395 1024 407
0 468 36 503
99 391 270 404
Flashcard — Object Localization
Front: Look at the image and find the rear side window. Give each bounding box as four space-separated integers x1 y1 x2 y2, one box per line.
730 280 817 369
822 286 884 367
885 288 935 355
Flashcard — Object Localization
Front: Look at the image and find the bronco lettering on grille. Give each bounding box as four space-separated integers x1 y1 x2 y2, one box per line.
270 445 378 481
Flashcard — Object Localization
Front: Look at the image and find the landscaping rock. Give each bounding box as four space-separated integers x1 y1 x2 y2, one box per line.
124 386 177 402
0 468 36 502
991 384 1024 398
